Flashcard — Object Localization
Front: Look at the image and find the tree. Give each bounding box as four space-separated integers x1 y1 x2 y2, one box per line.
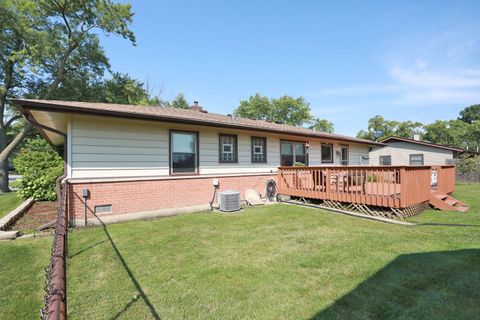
356 116 424 141
356 115 396 141
458 155 480 183
171 93 190 109
309 118 334 133
423 120 469 148
234 94 272 120
395 121 423 138
48 72 162 106
271 96 312 126
459 104 480 124
234 94 312 126
102 73 160 105
0 0 135 192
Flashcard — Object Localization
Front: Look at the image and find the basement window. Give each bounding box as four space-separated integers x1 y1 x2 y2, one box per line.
94 205 112 214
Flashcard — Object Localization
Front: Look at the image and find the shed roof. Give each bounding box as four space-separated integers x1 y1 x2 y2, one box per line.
379 136 465 152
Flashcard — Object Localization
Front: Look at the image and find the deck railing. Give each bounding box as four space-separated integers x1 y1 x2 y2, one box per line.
433 165 455 194
277 166 433 208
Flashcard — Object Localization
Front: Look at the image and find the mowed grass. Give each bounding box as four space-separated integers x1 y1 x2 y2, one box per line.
0 192 24 218
67 183 480 320
0 236 52 319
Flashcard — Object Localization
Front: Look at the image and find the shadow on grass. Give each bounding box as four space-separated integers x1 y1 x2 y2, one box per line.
311 249 480 320
68 239 108 258
92 213 161 320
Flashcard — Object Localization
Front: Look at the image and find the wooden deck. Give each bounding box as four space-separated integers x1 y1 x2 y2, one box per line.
277 165 455 209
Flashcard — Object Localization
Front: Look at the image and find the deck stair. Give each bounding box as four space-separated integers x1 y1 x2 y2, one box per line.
429 191 469 212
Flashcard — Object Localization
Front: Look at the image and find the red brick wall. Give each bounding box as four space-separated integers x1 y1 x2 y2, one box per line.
68 174 275 218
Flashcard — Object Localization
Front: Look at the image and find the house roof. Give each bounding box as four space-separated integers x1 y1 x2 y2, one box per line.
12 99 384 146
379 136 465 152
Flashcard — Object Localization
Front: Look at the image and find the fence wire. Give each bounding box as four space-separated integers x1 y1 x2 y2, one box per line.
41 177 67 320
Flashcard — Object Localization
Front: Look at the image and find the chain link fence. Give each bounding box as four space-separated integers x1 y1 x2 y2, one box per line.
454 159 480 183
41 176 68 320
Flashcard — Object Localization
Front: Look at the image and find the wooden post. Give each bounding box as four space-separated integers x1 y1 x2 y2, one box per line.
399 167 407 207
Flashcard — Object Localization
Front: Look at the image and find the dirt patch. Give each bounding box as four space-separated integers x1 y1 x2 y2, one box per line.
10 201 57 234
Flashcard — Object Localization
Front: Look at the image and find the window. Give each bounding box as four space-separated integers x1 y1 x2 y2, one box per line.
94 205 112 214
280 141 307 166
219 134 238 163
409 154 424 165
170 131 198 174
321 144 333 163
251 137 267 163
379 155 391 166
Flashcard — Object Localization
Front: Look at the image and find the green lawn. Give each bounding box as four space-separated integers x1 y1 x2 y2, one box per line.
66 183 480 320
0 236 52 319
0 184 478 319
0 192 24 219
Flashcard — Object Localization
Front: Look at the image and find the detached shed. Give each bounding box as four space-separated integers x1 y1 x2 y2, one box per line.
369 136 464 166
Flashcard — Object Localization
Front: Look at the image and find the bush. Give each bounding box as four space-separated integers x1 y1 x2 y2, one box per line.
13 139 64 201
458 155 480 183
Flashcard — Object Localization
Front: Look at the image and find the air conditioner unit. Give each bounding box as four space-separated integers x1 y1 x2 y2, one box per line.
219 190 241 212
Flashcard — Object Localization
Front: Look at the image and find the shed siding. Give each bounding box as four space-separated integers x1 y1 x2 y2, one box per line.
369 141 453 166
70 114 371 179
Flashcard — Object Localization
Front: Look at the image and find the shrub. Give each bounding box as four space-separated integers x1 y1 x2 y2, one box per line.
13 139 64 201
458 155 480 183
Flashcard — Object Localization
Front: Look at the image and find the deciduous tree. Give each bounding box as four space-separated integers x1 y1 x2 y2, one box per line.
171 93 190 109
234 94 312 127
309 118 334 133
459 104 480 124
0 0 136 192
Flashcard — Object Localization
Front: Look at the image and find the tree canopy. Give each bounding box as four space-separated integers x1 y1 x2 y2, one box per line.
357 104 480 151
234 94 312 127
0 0 136 192
170 93 190 109
356 116 423 141
309 118 334 133
459 104 480 124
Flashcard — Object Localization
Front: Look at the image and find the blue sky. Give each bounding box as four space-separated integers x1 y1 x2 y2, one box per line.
100 0 480 136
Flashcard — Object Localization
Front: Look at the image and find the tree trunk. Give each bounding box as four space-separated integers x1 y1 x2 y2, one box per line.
0 40 77 193
0 123 32 192
0 126 8 193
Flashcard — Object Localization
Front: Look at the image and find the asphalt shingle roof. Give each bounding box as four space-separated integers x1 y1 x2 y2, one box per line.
13 99 384 146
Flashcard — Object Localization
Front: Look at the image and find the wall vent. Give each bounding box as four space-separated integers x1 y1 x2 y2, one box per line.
94 205 112 214
219 190 240 212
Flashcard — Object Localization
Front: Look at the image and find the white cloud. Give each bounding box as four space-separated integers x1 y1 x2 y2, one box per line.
313 63 480 106
390 65 480 88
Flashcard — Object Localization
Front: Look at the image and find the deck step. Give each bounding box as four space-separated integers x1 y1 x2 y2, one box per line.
434 193 448 200
444 198 459 206
429 192 469 212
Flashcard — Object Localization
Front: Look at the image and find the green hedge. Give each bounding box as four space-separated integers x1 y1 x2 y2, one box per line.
13 139 64 201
